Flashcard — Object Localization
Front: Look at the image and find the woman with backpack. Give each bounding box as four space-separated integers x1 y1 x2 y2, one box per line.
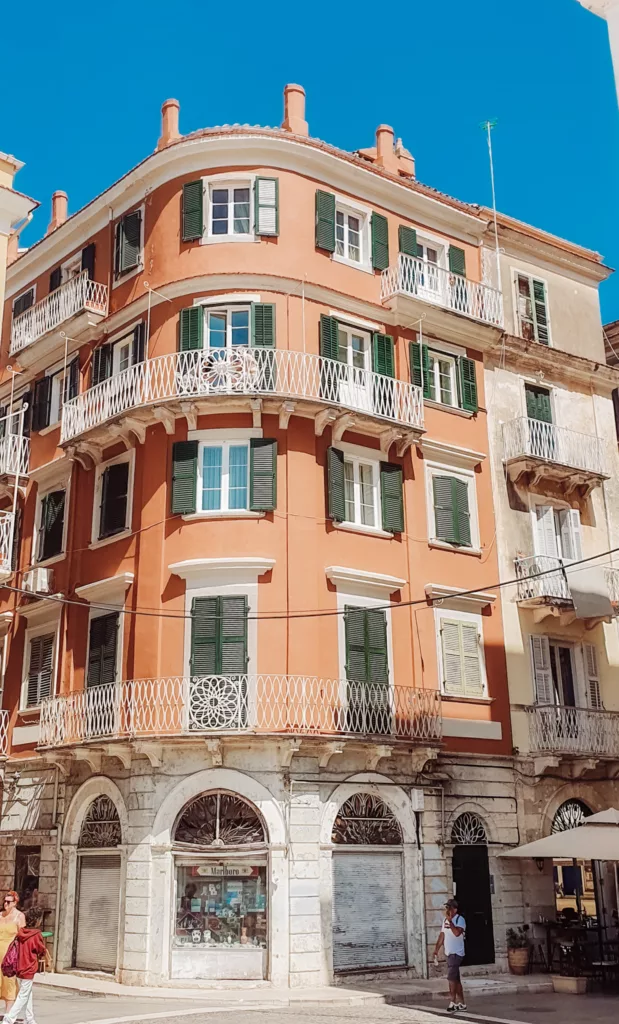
0 893 25 1017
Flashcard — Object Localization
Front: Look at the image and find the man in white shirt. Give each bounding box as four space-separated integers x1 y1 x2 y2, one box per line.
433 898 467 1011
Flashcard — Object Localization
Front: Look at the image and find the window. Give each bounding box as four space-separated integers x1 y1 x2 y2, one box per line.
428 350 457 406
36 489 66 562
114 208 143 278
530 636 601 710
206 307 250 351
208 184 251 238
315 191 387 270
24 632 55 708
344 606 391 734
14 846 40 910
87 612 119 687
337 325 371 371
524 383 552 423
515 273 550 344
410 342 478 413
533 505 582 564
336 209 362 263
12 288 34 319
171 437 277 516
199 442 249 513
327 446 404 534
61 252 82 282
190 596 248 676
92 324 145 386
438 614 485 697
430 473 472 547
96 456 132 540
415 240 443 296
32 360 79 431
344 456 379 528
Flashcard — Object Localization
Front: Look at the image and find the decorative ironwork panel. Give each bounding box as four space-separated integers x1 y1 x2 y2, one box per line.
174 792 266 847
332 794 403 845
551 799 591 834
79 795 122 848
451 812 487 846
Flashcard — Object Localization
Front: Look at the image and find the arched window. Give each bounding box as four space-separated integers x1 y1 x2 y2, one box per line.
451 812 487 846
332 793 403 845
552 799 591 834
174 792 266 847
78 795 122 849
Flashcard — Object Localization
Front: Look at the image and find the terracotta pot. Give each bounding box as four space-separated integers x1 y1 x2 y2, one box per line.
551 975 587 994
507 947 530 975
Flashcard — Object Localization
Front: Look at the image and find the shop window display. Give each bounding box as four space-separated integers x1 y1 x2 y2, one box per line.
175 863 267 949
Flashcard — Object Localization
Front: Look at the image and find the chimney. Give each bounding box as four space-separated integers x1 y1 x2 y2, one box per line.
47 190 68 234
157 99 181 150
6 232 19 265
375 125 398 173
281 84 308 136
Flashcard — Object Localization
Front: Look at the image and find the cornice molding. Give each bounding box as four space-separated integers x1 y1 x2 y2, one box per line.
325 565 405 595
18 596 64 623
169 557 275 582
425 583 496 610
418 438 486 469
29 456 73 490
488 333 619 394
75 572 134 606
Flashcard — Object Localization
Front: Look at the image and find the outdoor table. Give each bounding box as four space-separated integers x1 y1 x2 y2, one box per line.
534 921 594 972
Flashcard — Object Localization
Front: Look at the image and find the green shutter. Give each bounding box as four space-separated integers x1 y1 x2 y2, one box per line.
398 225 417 257
371 212 389 271
459 357 478 412
432 475 457 544
182 180 204 242
220 596 249 674
410 342 423 389
344 607 388 685
532 280 549 344
87 613 119 688
254 177 279 236
32 376 52 432
39 489 65 561
251 304 276 347
179 306 203 351
453 477 471 546
315 190 336 252
421 344 432 400
366 608 389 684
448 245 466 276
525 385 552 424
190 597 219 675
27 633 54 707
372 333 394 377
92 345 113 387
319 315 340 361
380 462 404 533
49 267 61 293
171 440 198 514
345 606 369 683
326 446 345 522
250 438 277 511
117 210 142 274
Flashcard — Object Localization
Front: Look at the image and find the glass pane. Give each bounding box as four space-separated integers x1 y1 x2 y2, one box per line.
202 447 222 511
347 215 360 262
175 863 268 949
351 335 366 370
208 313 227 349
336 211 345 257
228 445 248 510
230 310 249 347
338 329 349 364
119 343 131 373
438 358 453 405
344 461 355 523
359 463 375 526
427 247 438 264
211 189 229 234
233 189 250 234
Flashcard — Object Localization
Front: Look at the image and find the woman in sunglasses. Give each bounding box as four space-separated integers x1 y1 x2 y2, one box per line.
0 892 25 1016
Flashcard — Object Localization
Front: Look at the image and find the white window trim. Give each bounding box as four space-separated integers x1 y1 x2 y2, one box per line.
328 310 381 332
544 637 587 709
416 231 448 269
197 439 251 516
511 268 552 347
342 453 381 532
332 440 392 539
193 293 261 307
203 304 252 352
203 173 255 245
61 251 82 283
183 427 264 520
434 606 488 699
20 617 61 712
424 459 481 553
426 348 459 408
12 285 36 317
33 477 71 568
332 194 373 274
112 204 145 289
522 380 555 421
90 449 136 549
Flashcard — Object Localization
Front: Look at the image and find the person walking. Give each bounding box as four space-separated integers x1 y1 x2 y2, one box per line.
0 893 25 1018
433 898 467 1012
1 906 47 1024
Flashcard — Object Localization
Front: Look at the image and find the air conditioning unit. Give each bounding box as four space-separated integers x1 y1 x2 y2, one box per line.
23 567 53 595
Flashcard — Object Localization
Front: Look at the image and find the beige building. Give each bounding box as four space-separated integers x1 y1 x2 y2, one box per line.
0 153 37 333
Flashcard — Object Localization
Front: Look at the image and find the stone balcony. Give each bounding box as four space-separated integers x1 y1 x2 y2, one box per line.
526 704 619 773
9 271 108 368
503 417 609 496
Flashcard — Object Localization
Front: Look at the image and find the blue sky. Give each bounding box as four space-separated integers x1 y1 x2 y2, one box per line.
4 0 619 321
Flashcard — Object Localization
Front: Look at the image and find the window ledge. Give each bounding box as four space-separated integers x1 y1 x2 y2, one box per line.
428 540 482 557
334 521 393 540
35 553 65 569
442 694 494 705
181 511 265 522
201 235 256 245
18 706 42 717
112 264 143 289
39 423 61 437
425 400 474 419
332 254 374 275
89 530 132 551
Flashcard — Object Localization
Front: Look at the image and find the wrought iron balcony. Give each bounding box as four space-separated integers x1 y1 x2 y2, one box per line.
0 511 15 577
38 676 442 749
380 254 503 329
0 711 9 757
0 429 29 479
503 418 608 491
60 348 424 444
10 271 108 357
527 704 619 759
515 555 619 613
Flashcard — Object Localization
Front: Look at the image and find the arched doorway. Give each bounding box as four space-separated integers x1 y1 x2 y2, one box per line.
331 793 407 972
551 799 595 919
73 796 122 973
451 812 495 966
171 791 269 980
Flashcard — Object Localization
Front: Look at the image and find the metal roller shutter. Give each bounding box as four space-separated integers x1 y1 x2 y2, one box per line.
75 855 121 972
332 851 406 971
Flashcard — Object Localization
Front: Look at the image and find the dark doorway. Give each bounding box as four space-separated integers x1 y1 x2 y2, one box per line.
452 844 495 966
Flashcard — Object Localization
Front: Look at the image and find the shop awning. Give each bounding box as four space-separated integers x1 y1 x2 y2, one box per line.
500 808 619 861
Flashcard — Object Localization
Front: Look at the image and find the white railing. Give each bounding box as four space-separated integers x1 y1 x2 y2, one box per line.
515 556 619 611
61 348 425 442
380 254 503 327
503 418 608 477
10 271 108 355
0 711 9 756
0 511 15 577
39 676 442 748
527 705 619 757
0 409 29 478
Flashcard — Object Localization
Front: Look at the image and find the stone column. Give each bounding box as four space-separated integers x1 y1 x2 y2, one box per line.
288 787 323 987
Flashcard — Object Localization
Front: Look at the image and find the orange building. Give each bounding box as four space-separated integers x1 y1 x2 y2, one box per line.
0 86 517 987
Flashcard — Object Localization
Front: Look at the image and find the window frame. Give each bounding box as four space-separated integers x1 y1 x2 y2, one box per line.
332 195 372 273
11 286 36 320
33 484 69 567
425 460 480 553
204 305 252 352
512 269 552 346
112 204 145 287
335 589 395 694
434 607 487 699
531 502 582 565
337 323 372 371
85 609 123 689
61 252 82 284
20 620 60 711
205 174 254 243
91 449 135 548
427 348 458 407
197 439 251 516
342 453 380 531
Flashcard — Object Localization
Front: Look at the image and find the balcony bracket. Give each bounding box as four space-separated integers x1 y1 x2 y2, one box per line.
205 738 223 766
278 402 296 431
66 442 102 470
119 417 147 447
365 744 392 771
153 407 177 435
606 761 619 781
397 432 418 458
379 428 401 455
411 747 439 775
314 409 338 437
180 402 198 431
73 748 102 773
44 753 71 777
101 743 132 770
332 413 356 443
571 757 599 780
318 742 344 769
281 739 302 767
134 742 163 768
533 755 560 778
250 400 262 428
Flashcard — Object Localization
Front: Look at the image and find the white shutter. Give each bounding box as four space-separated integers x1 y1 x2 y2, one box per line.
75 855 121 972
441 619 464 695
533 505 559 558
255 178 278 236
583 643 602 710
530 635 554 705
332 852 406 970
558 508 582 562
461 622 484 696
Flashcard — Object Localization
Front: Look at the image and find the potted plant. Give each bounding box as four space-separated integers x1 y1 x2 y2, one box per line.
506 926 530 974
